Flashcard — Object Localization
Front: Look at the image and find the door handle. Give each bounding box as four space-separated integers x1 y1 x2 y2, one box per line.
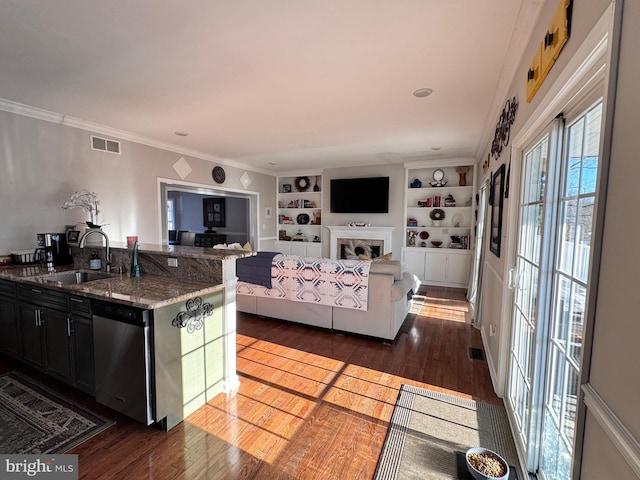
507 267 516 289
67 317 73 336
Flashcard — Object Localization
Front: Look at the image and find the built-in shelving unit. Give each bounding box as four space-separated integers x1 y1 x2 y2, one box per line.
275 174 323 257
402 161 475 287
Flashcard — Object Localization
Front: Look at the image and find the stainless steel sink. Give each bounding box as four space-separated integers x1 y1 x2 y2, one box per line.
42 270 113 285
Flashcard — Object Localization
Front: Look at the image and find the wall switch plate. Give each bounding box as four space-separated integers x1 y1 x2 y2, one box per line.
168 257 178 267
489 324 496 336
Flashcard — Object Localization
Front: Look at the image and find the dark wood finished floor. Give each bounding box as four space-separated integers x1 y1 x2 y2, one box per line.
0 286 499 479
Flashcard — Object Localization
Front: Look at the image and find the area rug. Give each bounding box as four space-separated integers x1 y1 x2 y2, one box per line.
0 371 114 454
374 384 521 479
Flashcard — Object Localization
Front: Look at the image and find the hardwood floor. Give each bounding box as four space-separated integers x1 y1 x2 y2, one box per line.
0 286 499 479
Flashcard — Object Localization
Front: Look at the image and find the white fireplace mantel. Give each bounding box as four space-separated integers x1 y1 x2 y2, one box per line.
327 225 394 259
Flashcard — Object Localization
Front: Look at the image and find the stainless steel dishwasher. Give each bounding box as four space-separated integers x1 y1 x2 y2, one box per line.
92 300 154 425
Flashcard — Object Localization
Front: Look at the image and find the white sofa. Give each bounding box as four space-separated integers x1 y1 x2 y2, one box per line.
236 258 420 341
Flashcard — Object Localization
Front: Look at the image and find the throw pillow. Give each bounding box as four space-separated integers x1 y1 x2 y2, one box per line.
374 252 392 261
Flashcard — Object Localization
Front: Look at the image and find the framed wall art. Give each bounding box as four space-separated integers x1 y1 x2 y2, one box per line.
490 163 505 257
203 197 226 229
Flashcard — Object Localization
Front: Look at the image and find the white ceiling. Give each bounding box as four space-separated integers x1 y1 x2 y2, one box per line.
0 0 539 173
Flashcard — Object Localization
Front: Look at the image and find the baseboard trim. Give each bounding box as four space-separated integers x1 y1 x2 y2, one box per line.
582 383 640 477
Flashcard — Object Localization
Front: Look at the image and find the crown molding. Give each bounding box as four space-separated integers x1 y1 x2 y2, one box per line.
0 98 274 176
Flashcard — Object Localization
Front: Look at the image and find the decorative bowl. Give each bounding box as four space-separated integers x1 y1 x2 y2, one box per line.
465 447 509 480
431 241 442 248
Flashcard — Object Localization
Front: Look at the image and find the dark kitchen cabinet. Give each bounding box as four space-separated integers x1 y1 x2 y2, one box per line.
0 279 19 359
69 296 95 394
18 302 45 369
7 281 96 395
43 308 73 383
17 284 75 385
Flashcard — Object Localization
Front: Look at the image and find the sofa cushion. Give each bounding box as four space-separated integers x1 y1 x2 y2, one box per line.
369 260 403 281
389 272 418 302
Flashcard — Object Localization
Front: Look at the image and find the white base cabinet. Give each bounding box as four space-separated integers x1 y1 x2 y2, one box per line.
275 241 322 257
403 247 472 288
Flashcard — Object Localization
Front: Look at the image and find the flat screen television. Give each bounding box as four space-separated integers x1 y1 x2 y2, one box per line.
330 176 389 213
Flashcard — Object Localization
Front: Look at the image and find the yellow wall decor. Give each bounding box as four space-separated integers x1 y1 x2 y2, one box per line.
526 44 543 103
526 0 572 103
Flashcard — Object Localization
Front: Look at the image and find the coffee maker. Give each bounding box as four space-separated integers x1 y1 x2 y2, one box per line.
36 233 73 267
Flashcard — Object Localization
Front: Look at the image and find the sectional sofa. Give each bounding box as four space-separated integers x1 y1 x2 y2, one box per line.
236 255 420 341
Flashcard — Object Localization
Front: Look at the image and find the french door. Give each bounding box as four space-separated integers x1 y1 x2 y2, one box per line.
506 100 603 480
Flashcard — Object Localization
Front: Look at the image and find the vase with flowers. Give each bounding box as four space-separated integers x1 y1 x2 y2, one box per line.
62 190 105 246
62 189 102 226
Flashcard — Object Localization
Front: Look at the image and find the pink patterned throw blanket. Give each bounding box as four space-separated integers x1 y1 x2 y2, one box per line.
236 254 372 311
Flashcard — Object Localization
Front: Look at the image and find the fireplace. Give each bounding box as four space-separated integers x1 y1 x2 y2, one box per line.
327 226 394 260
338 239 383 259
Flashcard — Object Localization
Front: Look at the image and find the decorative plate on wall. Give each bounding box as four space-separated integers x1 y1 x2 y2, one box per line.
212 166 226 184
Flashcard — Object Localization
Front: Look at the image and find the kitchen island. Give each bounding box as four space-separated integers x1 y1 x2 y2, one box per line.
0 243 250 430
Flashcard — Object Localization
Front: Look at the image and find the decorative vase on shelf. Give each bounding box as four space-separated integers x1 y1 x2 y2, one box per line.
131 241 142 278
456 166 470 186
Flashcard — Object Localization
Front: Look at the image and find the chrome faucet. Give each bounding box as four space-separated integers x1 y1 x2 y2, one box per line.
79 229 111 272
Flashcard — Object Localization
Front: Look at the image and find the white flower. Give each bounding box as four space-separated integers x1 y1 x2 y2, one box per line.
62 189 101 224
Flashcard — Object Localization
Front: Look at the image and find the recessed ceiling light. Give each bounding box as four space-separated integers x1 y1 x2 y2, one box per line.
268 162 277 166
430 146 442 151
413 87 433 98
174 131 189 137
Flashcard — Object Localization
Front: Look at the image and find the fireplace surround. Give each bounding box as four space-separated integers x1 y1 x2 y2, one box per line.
327 226 394 260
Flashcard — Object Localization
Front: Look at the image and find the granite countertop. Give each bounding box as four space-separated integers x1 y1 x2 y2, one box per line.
0 243 252 309
0 263 225 310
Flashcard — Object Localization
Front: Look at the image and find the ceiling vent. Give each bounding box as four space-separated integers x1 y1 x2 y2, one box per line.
90 135 121 154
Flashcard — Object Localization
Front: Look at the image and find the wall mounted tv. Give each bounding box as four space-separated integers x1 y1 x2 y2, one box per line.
330 176 390 213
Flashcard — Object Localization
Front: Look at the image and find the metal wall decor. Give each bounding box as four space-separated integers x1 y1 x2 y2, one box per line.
171 297 214 333
491 96 518 160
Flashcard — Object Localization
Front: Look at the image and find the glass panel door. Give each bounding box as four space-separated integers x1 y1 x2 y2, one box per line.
539 102 602 480
507 132 551 466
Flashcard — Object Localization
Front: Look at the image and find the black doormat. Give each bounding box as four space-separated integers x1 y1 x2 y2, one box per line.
468 347 485 360
0 371 114 454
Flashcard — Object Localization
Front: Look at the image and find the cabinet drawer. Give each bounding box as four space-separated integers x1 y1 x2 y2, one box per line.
69 295 92 317
0 279 16 298
17 284 69 311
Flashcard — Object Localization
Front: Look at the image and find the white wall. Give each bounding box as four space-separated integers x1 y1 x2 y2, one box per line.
0 110 276 251
321 163 405 259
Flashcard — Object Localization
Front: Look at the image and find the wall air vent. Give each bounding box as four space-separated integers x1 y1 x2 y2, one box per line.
90 135 121 154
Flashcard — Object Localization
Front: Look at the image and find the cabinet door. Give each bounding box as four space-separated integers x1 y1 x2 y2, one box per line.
18 303 44 370
424 251 448 283
73 316 95 394
305 243 322 258
446 252 471 285
403 249 426 280
43 309 73 383
290 243 307 256
274 242 292 255
0 297 19 358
